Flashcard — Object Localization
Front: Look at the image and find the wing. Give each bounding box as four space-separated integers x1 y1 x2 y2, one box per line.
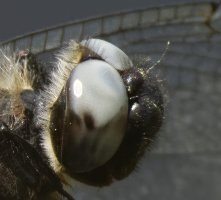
0 124 74 200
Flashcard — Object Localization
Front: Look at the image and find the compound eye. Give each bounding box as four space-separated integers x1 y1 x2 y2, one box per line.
81 39 133 71
62 59 128 172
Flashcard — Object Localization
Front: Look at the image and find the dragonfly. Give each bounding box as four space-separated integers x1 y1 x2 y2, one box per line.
0 38 164 199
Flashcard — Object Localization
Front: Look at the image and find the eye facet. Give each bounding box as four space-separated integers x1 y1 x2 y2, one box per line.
50 59 128 173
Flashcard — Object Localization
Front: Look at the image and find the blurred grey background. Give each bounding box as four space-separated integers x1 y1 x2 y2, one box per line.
1 0 221 200
0 0 220 42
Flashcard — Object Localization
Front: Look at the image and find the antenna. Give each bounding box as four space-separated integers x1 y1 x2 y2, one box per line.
146 41 170 74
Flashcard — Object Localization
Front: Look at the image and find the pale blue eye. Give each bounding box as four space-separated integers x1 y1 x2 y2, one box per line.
80 39 133 71
64 59 128 172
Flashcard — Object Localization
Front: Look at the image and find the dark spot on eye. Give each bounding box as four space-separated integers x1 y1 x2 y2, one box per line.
84 113 95 130
65 110 82 134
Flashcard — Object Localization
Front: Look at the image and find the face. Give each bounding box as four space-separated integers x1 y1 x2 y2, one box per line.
48 39 164 186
